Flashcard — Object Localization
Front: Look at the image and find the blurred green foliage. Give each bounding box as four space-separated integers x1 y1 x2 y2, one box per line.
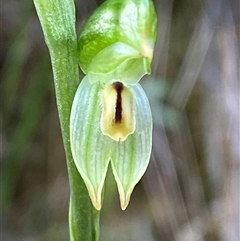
1 0 239 240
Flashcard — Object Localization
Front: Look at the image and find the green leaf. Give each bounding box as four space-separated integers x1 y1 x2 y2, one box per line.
70 76 112 210
110 83 152 210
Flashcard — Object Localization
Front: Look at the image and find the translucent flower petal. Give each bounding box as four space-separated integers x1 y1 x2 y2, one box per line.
70 76 112 210
87 42 150 85
110 83 152 210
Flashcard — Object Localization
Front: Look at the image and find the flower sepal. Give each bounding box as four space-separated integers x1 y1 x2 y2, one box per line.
70 76 152 210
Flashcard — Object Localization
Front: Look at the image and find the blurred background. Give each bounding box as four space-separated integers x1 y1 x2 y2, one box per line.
1 0 239 240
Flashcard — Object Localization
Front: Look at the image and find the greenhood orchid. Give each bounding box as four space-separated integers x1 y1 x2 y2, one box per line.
70 0 157 210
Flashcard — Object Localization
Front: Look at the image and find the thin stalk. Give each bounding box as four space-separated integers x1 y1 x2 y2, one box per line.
33 0 98 240
92 209 100 241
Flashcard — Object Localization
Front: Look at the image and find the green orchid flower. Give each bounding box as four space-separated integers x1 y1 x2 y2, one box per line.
70 76 152 210
70 0 157 210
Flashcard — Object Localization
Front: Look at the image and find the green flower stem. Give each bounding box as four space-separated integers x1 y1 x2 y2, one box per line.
92 208 100 240
33 0 98 240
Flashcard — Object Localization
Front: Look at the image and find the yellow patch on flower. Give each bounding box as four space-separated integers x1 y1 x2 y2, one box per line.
100 81 135 141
